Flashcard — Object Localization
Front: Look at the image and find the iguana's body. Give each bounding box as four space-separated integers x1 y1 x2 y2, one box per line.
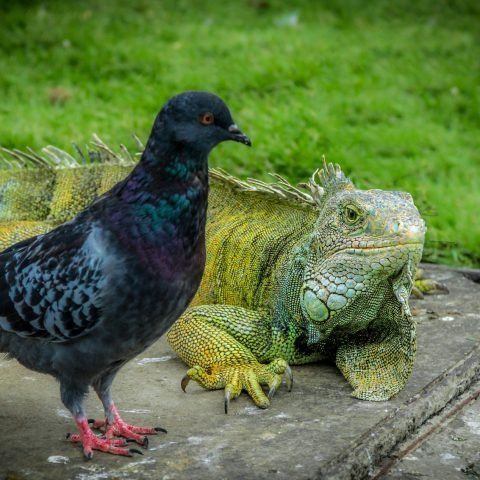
168 165 425 409
0 142 425 410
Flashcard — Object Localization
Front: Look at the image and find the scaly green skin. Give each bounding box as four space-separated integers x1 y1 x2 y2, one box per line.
0 141 425 410
0 140 134 250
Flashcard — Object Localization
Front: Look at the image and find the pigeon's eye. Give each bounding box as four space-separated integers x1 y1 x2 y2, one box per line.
343 205 362 225
199 112 215 125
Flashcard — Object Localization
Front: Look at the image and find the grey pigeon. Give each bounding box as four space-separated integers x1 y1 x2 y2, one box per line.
0 91 251 458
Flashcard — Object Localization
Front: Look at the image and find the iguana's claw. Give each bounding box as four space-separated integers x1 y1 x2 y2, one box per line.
410 286 424 299
267 379 280 401
267 365 293 400
285 365 293 392
182 358 292 412
225 389 230 414
181 374 190 392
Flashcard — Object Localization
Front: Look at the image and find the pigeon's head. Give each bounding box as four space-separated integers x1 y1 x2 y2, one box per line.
152 91 251 155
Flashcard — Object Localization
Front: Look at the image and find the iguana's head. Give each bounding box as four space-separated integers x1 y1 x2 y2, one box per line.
299 162 425 342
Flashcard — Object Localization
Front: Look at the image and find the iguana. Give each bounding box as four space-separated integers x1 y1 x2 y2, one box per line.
168 163 426 411
0 139 428 412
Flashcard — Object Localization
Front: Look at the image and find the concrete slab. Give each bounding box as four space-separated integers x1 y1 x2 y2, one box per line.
380 380 480 480
0 264 479 480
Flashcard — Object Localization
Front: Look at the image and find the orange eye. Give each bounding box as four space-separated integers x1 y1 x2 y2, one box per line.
199 112 215 125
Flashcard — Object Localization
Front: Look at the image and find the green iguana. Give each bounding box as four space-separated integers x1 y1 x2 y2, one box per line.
0 139 429 412
168 163 425 411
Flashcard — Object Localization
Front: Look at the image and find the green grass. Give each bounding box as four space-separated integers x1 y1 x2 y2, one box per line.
1 0 479 266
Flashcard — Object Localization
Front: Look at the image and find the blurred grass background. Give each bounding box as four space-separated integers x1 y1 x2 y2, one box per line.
0 0 479 266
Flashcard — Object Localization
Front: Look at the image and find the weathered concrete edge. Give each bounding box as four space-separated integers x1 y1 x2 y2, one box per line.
372 378 480 478
316 343 480 480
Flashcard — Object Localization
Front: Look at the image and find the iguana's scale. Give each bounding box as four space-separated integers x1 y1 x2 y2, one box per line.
0 140 426 410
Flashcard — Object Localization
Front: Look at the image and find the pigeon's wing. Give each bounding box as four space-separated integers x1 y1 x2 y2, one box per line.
0 219 107 343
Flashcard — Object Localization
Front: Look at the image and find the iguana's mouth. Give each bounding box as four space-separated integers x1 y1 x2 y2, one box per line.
337 240 424 256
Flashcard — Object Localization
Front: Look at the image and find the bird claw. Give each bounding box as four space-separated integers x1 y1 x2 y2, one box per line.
128 448 144 456
86 404 166 448
69 418 141 458
87 418 105 430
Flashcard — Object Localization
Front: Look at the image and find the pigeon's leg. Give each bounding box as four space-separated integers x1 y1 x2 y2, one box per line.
90 372 166 448
61 381 140 459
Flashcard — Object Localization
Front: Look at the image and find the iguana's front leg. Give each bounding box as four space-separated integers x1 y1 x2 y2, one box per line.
167 304 293 412
335 317 416 401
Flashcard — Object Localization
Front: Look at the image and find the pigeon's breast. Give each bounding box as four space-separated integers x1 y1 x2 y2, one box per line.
108 181 208 279
87 224 205 357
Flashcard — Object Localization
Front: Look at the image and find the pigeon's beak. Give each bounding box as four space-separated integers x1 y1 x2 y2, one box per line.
228 124 252 146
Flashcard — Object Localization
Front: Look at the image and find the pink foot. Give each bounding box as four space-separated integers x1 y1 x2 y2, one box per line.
67 418 144 459
88 404 167 448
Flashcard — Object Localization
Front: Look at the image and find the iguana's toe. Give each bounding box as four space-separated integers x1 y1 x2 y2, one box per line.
283 364 293 392
414 268 449 295
267 376 281 400
224 372 242 413
268 362 293 399
180 358 292 412
414 278 449 295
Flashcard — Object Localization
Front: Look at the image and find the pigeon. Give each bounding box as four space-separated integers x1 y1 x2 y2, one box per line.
0 91 251 458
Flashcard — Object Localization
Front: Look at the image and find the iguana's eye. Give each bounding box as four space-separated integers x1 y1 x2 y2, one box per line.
199 112 215 125
343 205 362 225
